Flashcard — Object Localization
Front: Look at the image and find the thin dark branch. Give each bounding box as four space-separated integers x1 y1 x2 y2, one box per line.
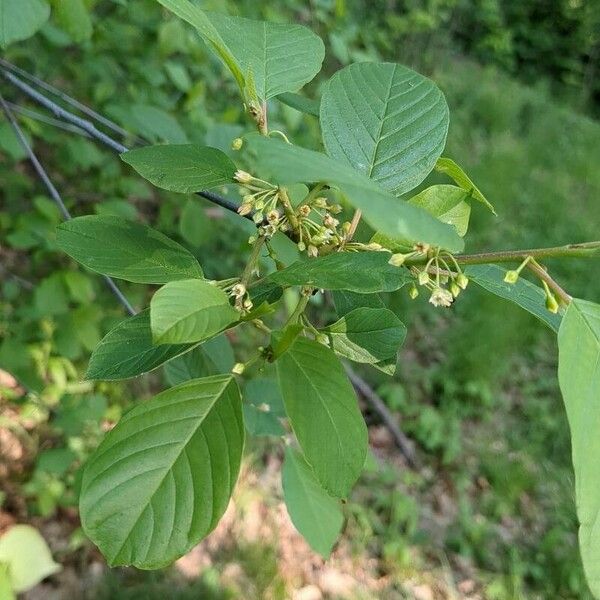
344 364 421 469
1 67 246 218
0 91 136 316
2 68 129 153
0 58 137 141
6 101 91 137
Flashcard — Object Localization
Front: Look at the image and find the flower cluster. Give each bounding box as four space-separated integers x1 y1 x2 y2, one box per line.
389 247 469 308
295 196 345 256
235 170 368 257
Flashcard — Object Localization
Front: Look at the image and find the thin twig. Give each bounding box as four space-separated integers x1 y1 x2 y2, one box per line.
344 364 420 469
0 58 137 141
0 92 136 316
5 101 91 137
2 68 246 217
450 242 600 265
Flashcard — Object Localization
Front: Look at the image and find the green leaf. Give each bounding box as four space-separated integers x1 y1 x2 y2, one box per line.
50 0 92 42
164 335 234 386
269 251 411 293
371 184 471 251
557 299 600 597
57 215 203 284
466 264 562 332
151 279 239 344
332 289 385 316
282 447 344 558
87 311 194 381
205 12 325 101
245 135 463 253
435 157 496 214
0 564 14 600
277 92 321 117
320 63 449 197
408 185 471 237
155 0 245 92
243 377 286 437
80 375 244 569
121 145 236 194
0 525 60 593
276 335 367 498
332 292 398 375
0 0 50 48
324 307 406 364
156 1 324 101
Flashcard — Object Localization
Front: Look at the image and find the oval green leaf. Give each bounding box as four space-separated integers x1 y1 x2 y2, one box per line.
121 145 236 194
324 307 407 363
205 12 325 100
80 375 244 569
150 279 239 344
276 335 367 498
57 215 203 284
320 62 449 197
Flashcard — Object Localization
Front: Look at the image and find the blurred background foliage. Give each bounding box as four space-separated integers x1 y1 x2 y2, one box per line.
0 0 599 598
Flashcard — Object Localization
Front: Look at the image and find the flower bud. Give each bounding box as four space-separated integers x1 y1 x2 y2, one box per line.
232 362 245 375
388 253 406 267
248 235 257 245
238 202 253 216
450 282 461 298
409 284 419 300
252 211 264 224
504 270 519 284
456 273 469 290
330 204 343 214
313 197 328 209
307 244 318 257
366 243 383 251
418 271 430 285
297 241 306 251
234 170 253 184
231 138 243 151
243 298 254 310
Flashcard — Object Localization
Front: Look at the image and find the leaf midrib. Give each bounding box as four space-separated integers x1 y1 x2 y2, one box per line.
285 347 356 492
105 376 232 563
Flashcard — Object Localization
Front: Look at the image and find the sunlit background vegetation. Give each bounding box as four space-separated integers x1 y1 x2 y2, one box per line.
1 0 599 598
